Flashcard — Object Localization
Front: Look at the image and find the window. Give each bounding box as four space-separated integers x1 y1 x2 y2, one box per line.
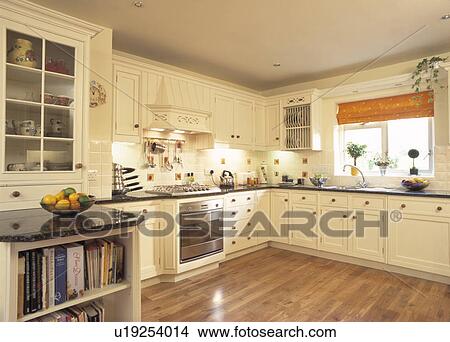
337 117 434 175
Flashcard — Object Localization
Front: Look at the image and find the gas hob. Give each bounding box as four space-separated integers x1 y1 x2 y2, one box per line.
145 184 221 197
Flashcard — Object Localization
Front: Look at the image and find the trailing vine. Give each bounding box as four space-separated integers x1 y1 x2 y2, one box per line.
411 56 448 92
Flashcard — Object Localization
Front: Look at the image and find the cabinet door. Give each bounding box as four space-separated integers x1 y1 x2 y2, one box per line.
388 214 450 276
318 207 349 255
270 191 289 243
254 103 266 147
234 99 254 146
266 103 281 148
213 93 234 143
125 204 160 280
290 203 318 249
255 191 271 243
113 65 141 142
349 210 386 263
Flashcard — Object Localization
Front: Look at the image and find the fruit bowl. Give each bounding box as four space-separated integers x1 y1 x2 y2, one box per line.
40 187 96 216
309 176 328 187
401 178 430 191
41 195 96 216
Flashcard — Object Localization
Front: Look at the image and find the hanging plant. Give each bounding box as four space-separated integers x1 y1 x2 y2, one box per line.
411 56 448 93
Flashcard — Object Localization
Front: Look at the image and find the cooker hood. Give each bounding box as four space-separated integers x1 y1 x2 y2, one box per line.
145 77 212 134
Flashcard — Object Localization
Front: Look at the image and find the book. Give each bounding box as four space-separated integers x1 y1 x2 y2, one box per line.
30 250 38 312
66 244 85 300
41 253 47 310
17 255 26 318
43 248 55 307
36 250 42 311
24 251 31 314
54 246 67 305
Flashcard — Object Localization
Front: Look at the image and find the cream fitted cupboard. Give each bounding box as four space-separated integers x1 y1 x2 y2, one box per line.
213 91 254 147
270 190 290 244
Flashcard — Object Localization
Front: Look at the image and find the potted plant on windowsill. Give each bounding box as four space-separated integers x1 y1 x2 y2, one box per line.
371 153 397 176
346 142 367 176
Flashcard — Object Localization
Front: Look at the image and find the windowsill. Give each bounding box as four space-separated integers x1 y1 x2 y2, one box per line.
334 172 434 178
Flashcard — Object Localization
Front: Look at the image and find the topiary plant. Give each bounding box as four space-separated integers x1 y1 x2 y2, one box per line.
346 142 367 167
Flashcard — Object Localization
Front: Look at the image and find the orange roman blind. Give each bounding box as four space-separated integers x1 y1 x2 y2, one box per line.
336 90 434 125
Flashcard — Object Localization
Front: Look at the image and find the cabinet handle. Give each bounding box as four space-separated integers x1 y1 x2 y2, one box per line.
231 199 236 202
331 198 336 202
247 209 251 213
247 222 251 226
134 123 140 128
232 212 236 216
302 196 306 200
284 199 288 202
142 209 148 214
343 215 348 218
236 135 240 139
437 206 443 211
401 204 406 209
275 137 280 141
247 197 251 201
247 237 251 240
365 201 370 205
352 215 357 220
232 241 236 245
232 226 236 230
11 191 21 198
312 211 317 215
231 135 235 138
75 163 83 169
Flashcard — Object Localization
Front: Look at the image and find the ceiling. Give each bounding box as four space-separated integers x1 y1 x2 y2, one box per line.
32 0 450 91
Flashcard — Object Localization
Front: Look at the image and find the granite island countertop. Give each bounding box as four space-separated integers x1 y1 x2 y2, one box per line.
0 205 144 242
96 184 450 205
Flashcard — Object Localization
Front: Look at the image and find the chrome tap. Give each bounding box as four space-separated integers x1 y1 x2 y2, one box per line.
343 164 368 188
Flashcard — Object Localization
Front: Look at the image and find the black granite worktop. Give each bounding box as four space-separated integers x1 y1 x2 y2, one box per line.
0 205 143 242
96 183 450 205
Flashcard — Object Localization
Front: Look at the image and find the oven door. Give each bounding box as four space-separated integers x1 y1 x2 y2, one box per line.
179 208 223 263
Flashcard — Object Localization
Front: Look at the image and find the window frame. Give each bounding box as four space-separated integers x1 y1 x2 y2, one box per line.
335 117 434 176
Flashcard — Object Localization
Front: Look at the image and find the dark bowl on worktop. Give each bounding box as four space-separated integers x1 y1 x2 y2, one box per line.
309 177 328 187
401 180 429 191
40 195 96 217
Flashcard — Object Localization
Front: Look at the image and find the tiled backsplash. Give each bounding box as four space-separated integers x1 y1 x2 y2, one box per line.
88 140 450 200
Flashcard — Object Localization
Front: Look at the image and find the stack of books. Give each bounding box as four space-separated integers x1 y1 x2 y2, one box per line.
30 301 105 322
17 239 124 318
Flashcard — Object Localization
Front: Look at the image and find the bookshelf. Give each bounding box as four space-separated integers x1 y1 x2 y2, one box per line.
0 227 141 322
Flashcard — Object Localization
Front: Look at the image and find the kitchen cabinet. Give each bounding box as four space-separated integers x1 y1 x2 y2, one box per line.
290 203 318 249
266 102 281 149
318 206 349 255
270 191 290 244
388 197 450 277
254 102 266 148
0 20 88 186
255 190 271 243
212 91 254 148
113 64 142 143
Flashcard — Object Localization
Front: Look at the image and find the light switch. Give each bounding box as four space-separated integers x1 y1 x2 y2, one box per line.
87 169 98 182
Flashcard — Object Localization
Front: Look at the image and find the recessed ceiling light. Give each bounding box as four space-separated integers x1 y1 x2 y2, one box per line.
173 130 186 134
273 63 281 67
441 14 450 20
150 128 165 132
133 1 144 8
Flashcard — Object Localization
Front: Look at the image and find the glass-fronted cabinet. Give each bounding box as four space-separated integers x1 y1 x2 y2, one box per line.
1 21 84 181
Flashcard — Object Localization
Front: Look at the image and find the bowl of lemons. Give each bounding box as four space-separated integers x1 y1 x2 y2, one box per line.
40 187 95 216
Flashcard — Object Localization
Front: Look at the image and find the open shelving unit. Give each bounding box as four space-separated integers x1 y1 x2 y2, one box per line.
0 227 141 322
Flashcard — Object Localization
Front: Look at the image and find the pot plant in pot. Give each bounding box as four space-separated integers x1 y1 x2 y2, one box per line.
411 56 448 93
371 153 396 176
346 142 367 176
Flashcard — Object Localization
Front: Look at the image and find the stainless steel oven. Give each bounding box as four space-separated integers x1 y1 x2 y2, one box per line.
179 199 223 263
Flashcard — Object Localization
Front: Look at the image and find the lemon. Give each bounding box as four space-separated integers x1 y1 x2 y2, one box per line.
68 193 79 202
55 199 70 210
70 201 81 210
55 191 66 202
41 194 57 206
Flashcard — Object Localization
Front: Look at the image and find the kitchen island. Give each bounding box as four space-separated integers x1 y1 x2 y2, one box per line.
0 206 143 322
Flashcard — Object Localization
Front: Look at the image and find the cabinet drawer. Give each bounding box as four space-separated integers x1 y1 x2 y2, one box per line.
225 204 254 221
319 193 348 207
0 183 81 209
351 195 386 210
225 219 258 254
389 197 450 217
291 192 318 205
225 192 255 208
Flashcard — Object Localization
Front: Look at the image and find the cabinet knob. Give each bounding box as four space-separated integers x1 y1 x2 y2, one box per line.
302 196 306 200
352 215 357 220
331 198 336 202
75 163 83 169
401 204 406 209
236 135 240 139
275 137 280 141
365 201 370 205
232 212 236 216
231 199 236 202
247 222 251 226
232 226 236 230
247 197 251 201
247 237 251 240
343 214 348 218
134 123 140 128
231 135 235 138
142 209 148 214
232 241 236 245
11 191 21 198
312 211 317 215
247 208 251 213
437 206 443 211
284 199 288 202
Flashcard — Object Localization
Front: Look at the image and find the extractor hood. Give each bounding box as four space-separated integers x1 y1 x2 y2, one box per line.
145 76 212 134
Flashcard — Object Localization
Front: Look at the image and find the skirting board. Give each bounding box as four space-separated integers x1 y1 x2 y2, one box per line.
269 242 450 285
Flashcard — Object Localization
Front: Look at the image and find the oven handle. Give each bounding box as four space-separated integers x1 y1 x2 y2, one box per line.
180 209 223 217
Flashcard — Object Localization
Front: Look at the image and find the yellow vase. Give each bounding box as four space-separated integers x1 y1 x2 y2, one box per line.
7 38 38 68
350 167 358 176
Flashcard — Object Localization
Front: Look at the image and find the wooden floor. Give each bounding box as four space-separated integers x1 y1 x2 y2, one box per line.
141 248 450 321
